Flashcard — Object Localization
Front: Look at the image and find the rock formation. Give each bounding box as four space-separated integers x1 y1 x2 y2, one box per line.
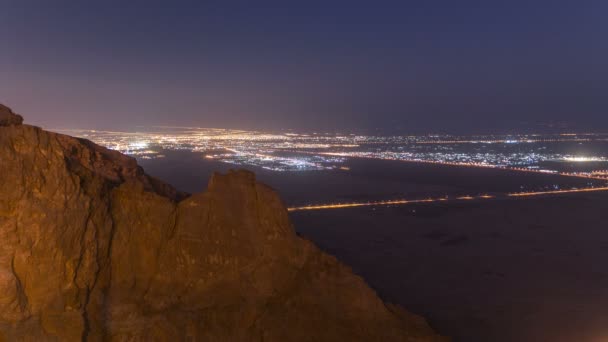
0 104 447 341
0 104 23 126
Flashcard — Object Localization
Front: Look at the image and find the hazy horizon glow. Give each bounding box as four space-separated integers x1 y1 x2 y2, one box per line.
2 1 608 133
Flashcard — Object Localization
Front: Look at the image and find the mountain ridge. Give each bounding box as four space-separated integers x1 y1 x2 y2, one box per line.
0 104 446 341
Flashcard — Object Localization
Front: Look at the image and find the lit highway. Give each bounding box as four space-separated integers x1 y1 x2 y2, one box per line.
507 186 608 197
287 187 608 212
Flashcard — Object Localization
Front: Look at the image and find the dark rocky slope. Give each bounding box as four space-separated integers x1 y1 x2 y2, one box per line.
0 105 446 341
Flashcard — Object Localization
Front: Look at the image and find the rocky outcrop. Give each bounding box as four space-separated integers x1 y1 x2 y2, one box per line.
0 105 447 341
0 104 24 126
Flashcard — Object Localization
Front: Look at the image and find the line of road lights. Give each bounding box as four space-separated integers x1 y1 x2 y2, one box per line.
287 187 608 212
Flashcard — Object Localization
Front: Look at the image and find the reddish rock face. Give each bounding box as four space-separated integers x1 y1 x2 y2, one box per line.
0 105 447 341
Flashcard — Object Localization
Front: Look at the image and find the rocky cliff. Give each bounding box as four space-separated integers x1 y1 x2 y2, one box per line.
0 105 446 341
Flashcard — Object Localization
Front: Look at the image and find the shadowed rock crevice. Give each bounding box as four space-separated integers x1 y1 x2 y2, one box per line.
0 104 447 341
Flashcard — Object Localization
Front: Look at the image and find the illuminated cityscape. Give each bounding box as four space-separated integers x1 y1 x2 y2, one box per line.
58 128 608 179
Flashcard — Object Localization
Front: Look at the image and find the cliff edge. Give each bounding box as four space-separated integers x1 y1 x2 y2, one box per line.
0 105 447 341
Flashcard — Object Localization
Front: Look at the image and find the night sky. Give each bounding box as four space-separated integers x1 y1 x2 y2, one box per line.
2 1 607 133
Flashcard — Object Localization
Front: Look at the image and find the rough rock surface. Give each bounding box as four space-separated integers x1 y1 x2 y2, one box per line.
0 105 447 341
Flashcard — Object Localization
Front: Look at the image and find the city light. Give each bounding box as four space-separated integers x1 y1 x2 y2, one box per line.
563 156 606 162
56 128 608 176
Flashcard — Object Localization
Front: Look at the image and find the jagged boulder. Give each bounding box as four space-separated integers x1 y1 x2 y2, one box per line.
0 105 447 341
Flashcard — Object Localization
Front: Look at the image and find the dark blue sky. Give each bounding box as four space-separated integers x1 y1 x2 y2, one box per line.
1 0 607 133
